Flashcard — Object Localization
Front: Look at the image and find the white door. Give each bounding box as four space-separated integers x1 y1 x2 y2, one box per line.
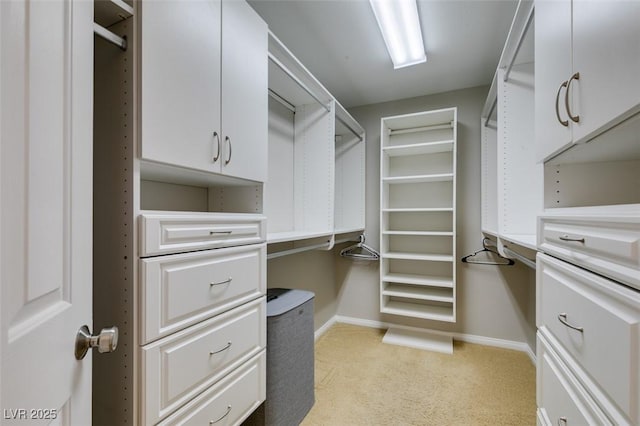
1 0 94 424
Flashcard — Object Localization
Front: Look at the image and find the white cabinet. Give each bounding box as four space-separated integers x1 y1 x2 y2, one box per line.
140 0 267 182
379 108 457 322
535 0 640 162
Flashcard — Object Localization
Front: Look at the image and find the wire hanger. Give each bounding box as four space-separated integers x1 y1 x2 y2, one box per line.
461 237 514 266
340 234 380 260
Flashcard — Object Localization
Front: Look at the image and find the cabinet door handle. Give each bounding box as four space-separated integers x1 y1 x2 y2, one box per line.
558 234 585 243
209 341 232 355
565 72 580 123
209 230 232 235
555 81 569 127
558 313 583 333
210 277 232 287
212 131 220 162
209 406 232 424
225 136 232 165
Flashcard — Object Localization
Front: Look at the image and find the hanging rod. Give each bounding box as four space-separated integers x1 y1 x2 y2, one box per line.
484 98 497 127
268 89 296 113
336 115 364 142
501 246 536 269
503 5 534 82
389 122 453 136
93 23 127 50
266 241 332 260
268 53 331 113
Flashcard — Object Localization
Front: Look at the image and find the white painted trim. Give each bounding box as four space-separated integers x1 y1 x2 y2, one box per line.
314 316 338 341
331 315 537 365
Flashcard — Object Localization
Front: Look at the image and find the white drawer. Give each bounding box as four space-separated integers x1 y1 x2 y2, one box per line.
140 243 266 343
537 253 640 422
140 298 266 425
159 351 266 426
536 332 611 426
539 213 640 289
139 212 266 257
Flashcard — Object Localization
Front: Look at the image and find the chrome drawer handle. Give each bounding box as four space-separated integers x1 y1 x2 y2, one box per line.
558 313 583 333
209 405 231 424
210 277 232 287
558 416 567 425
212 131 220 163
558 234 585 243
209 230 232 235
209 342 232 355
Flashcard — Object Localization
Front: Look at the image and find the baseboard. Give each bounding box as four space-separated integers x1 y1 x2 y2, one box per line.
332 315 537 364
314 316 338 341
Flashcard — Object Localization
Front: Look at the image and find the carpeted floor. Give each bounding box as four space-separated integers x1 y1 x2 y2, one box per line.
300 323 536 426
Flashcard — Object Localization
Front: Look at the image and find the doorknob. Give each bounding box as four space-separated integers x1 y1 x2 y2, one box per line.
75 325 118 360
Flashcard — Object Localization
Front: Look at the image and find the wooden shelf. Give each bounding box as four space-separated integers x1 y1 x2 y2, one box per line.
383 173 454 184
383 140 454 157
382 273 453 288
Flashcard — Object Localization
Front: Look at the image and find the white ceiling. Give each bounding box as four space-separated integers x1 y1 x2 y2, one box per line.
248 0 519 108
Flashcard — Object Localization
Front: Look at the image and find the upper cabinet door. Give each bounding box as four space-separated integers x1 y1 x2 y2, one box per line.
535 0 573 162
571 0 640 143
221 1 268 182
140 0 222 173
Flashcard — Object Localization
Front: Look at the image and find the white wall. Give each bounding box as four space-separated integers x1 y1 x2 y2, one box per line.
268 85 536 350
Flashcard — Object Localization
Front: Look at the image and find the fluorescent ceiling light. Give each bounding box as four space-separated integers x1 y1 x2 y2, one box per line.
370 0 426 69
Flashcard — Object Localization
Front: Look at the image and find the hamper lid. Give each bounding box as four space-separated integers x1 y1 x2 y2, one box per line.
266 288 315 317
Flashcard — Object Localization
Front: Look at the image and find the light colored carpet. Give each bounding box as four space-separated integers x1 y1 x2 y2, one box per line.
301 323 536 426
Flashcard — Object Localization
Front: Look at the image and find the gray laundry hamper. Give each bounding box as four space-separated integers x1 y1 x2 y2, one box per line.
245 288 315 426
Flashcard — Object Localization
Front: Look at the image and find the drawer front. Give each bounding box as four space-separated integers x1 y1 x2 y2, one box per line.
159 351 266 426
536 333 611 426
537 253 640 420
539 216 640 289
141 297 266 425
140 244 266 343
140 212 266 257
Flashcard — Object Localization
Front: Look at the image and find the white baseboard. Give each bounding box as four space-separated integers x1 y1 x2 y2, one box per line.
328 315 536 365
314 316 338 341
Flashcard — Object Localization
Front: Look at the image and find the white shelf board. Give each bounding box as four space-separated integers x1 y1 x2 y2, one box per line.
381 301 454 322
383 140 454 157
382 273 453 288
383 231 453 237
382 208 454 213
383 173 454 184
267 230 333 244
94 0 134 28
383 252 453 262
499 233 537 251
382 284 453 303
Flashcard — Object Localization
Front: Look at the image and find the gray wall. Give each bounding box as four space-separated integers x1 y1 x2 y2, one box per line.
269 85 536 350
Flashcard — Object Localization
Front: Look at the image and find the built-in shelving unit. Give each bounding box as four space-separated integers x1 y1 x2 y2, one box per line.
380 107 457 323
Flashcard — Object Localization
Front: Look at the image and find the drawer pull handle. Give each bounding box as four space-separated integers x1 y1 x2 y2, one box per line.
210 230 232 235
557 416 567 425
558 234 585 243
209 342 232 355
558 313 583 333
209 405 231 424
210 277 232 287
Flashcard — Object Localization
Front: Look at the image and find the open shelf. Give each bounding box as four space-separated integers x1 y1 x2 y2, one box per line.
383 173 454 184
382 273 453 288
383 252 453 262
383 140 454 157
381 284 454 303
381 300 455 322
382 231 453 237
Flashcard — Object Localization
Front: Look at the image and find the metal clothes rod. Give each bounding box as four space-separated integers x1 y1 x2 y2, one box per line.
502 246 536 269
503 5 534 82
268 89 296 113
266 241 331 260
484 98 497 127
336 115 363 142
268 53 331 113
389 122 453 136
94 23 127 50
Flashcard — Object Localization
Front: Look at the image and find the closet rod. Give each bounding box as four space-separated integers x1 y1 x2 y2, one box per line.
502 246 536 269
336 116 364 142
503 5 534 82
268 53 331 113
389 122 453 136
266 241 331 260
94 23 127 50
268 89 296 113
484 98 497 127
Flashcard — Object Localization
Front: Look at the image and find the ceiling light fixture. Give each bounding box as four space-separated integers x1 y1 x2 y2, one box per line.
369 0 426 69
